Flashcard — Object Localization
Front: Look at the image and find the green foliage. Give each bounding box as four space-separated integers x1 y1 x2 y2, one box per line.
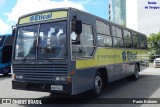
147 32 160 61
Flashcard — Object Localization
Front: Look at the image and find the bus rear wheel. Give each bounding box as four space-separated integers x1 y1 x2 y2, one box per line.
92 72 103 96
131 64 140 80
2 67 10 76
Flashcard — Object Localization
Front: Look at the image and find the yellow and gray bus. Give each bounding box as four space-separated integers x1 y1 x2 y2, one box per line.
12 8 148 96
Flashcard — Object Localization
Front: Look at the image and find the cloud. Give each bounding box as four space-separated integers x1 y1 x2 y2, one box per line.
77 0 91 4
6 0 85 23
0 0 5 4
0 18 11 34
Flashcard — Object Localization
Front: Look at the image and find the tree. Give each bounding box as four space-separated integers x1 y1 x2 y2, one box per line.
147 32 160 61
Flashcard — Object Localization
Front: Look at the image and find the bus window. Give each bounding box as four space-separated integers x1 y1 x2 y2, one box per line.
96 20 110 35
38 21 66 59
112 26 123 48
113 37 123 48
112 26 116 37
123 30 133 48
132 33 139 49
144 36 148 49
139 35 145 49
97 34 112 47
72 24 95 58
113 37 118 47
117 38 124 47
116 27 122 38
15 25 38 59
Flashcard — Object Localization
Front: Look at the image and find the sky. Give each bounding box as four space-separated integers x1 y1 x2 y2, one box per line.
0 0 108 35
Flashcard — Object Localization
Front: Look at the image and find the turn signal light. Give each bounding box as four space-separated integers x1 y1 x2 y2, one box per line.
67 76 72 82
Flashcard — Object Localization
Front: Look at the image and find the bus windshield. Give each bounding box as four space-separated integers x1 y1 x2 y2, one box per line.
15 21 67 60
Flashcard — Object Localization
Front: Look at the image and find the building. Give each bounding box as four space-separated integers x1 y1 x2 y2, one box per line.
109 0 126 26
109 0 160 36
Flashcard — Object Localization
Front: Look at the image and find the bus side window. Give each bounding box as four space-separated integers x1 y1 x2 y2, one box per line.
132 32 139 49
97 34 112 47
115 27 123 47
71 32 80 44
113 37 118 47
139 35 145 49
123 30 132 48
72 24 95 58
111 26 123 48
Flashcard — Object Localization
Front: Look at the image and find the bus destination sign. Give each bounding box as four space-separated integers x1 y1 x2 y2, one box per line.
30 13 52 22
19 11 67 24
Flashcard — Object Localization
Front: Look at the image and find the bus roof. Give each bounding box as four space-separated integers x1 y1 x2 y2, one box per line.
17 7 146 36
69 8 146 36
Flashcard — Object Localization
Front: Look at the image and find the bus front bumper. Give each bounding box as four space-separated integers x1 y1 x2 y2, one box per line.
12 80 72 94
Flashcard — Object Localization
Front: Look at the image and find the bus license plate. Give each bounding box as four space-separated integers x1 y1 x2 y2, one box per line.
51 85 63 91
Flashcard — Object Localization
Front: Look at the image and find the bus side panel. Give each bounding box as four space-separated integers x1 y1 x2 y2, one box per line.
113 48 127 81
140 50 149 71
108 64 115 83
72 67 96 95
126 63 135 75
114 64 123 80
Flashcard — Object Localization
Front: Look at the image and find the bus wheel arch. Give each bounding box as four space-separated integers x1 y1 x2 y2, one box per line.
92 68 108 96
131 63 140 80
97 68 108 86
137 62 140 72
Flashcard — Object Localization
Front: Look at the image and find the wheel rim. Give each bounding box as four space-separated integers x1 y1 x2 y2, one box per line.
95 75 102 93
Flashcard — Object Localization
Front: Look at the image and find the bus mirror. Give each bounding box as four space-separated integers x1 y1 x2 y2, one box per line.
72 20 82 35
75 20 82 34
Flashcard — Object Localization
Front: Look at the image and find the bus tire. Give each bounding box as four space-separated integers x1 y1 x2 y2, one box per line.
3 67 10 76
92 72 103 96
131 64 140 80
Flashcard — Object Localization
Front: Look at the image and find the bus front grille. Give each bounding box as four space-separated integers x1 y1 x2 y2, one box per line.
13 64 68 82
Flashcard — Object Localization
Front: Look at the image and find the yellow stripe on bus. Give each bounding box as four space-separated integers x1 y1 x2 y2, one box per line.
76 48 148 69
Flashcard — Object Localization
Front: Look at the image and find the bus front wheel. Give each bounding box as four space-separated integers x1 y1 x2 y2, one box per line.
92 72 103 96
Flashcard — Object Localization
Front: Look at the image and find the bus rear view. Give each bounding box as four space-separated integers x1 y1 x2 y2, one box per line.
0 34 13 75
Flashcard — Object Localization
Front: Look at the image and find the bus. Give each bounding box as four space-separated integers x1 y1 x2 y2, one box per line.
0 34 14 75
12 8 148 96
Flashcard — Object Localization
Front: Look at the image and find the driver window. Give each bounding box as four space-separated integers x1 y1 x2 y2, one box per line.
72 24 95 58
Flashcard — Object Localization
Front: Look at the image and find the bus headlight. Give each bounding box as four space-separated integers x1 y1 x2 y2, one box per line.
16 75 23 79
55 76 66 81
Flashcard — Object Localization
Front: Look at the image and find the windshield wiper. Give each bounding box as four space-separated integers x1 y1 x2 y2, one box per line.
41 48 52 61
22 52 32 61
